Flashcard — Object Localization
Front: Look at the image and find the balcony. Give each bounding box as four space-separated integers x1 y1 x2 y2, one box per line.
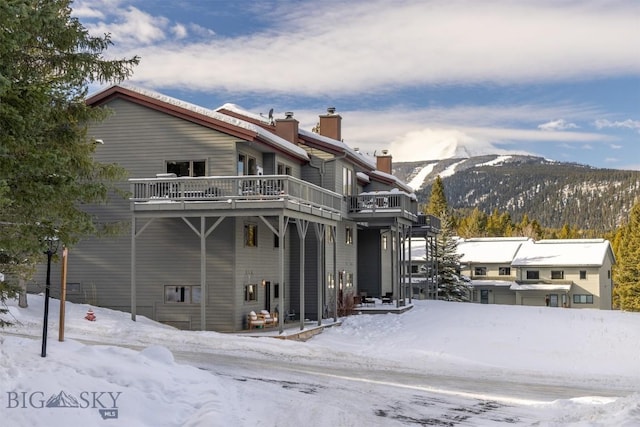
129 175 342 221
347 191 418 223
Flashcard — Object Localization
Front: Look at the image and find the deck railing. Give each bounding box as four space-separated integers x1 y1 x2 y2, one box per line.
129 175 344 213
347 192 417 218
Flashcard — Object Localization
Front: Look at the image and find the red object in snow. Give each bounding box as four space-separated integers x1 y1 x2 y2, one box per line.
85 309 96 321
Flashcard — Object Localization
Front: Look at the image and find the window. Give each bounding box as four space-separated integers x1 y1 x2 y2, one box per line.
382 235 388 250
327 273 335 289
245 223 258 247
411 265 419 274
165 285 200 303
166 160 206 177
474 267 487 276
245 284 257 301
526 270 539 280
573 294 593 304
346 272 353 288
345 226 353 245
579 270 587 280
277 163 292 175
238 154 257 175
274 234 279 248
499 267 511 276
551 270 564 280
342 167 353 196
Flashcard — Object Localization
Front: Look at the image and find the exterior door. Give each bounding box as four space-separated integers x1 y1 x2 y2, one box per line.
549 294 559 307
480 289 489 304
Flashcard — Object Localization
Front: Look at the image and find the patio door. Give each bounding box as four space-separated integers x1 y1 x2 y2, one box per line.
549 294 559 307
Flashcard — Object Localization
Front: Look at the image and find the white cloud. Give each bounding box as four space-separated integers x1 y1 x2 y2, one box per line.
171 23 188 39
88 0 639 95
86 6 169 45
538 119 579 131
594 119 640 131
285 104 613 163
611 144 623 149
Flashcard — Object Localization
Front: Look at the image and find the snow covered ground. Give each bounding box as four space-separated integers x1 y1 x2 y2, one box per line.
1 295 639 426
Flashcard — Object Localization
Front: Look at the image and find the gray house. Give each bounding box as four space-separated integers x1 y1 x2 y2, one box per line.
32 84 435 332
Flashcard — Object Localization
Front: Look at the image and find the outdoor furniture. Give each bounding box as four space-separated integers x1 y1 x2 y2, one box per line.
360 292 375 307
247 311 265 329
382 292 393 304
259 310 278 327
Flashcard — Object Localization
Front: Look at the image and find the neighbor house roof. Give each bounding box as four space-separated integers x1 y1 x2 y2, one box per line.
511 239 615 267
86 85 310 162
457 237 531 264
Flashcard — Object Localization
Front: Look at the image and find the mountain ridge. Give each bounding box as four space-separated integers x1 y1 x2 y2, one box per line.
392 154 640 231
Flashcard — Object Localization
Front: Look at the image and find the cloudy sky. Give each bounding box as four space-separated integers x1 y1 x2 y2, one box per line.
74 0 639 169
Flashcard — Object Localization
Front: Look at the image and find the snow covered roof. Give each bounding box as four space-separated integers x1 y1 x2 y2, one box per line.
87 85 309 161
511 239 615 267
457 237 531 264
471 280 517 287
509 283 572 291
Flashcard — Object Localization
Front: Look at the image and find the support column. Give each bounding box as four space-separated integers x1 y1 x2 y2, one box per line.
295 219 309 331
332 225 337 322
131 217 136 321
314 223 325 326
200 216 206 330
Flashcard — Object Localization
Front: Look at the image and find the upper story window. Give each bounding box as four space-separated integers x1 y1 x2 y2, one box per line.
277 162 292 175
579 270 587 280
474 267 487 276
499 267 511 276
238 154 257 175
551 270 564 280
342 167 353 196
526 270 539 280
166 160 206 177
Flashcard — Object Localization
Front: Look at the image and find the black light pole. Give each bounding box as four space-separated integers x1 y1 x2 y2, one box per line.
41 237 58 358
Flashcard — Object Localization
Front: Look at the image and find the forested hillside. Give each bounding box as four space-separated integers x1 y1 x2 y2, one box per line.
394 155 640 232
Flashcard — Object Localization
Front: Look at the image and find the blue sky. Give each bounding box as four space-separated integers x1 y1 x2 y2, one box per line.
74 0 639 170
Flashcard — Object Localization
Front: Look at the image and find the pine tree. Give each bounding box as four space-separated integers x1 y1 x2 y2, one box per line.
614 202 640 311
424 176 448 217
433 213 470 301
0 0 139 324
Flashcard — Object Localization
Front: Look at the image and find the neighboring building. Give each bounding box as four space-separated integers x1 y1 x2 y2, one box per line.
458 237 530 305
30 85 438 331
510 239 615 310
455 237 615 309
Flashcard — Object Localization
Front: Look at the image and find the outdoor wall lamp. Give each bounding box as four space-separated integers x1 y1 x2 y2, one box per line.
41 236 59 358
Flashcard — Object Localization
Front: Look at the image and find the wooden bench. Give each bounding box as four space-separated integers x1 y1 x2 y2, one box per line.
247 310 278 329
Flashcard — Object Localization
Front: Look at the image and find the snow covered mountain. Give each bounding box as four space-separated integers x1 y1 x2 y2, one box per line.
393 154 640 231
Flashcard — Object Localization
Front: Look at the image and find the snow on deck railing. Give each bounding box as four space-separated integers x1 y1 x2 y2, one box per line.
129 175 343 213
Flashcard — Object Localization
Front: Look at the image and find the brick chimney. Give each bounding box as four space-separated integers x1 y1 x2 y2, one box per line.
275 111 299 144
376 149 392 174
319 107 341 141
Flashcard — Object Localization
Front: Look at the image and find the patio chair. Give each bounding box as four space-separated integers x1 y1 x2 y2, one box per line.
247 311 265 329
382 292 393 304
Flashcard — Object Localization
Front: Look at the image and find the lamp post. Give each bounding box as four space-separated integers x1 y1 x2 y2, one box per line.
41 236 59 358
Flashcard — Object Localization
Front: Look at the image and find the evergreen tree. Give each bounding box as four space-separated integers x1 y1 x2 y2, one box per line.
0 0 138 324
433 213 470 301
614 202 640 311
424 176 448 217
